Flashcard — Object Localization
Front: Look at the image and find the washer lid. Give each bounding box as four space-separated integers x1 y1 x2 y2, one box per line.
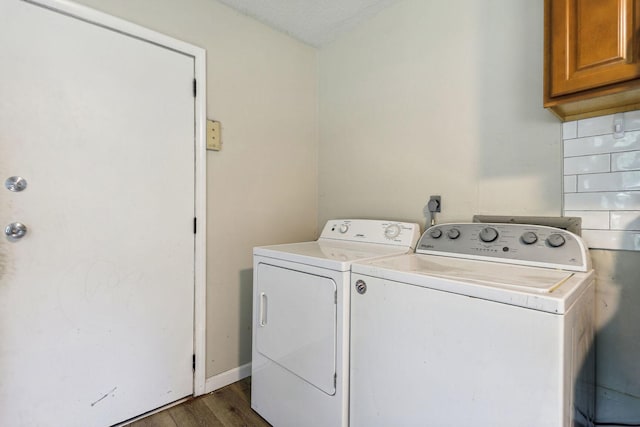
411 255 574 293
254 240 413 271
352 254 594 313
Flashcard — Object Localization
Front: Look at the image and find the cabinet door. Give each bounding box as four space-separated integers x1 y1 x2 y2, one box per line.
549 0 640 96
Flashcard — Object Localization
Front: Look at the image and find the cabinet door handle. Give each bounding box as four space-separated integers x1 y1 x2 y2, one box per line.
259 292 268 326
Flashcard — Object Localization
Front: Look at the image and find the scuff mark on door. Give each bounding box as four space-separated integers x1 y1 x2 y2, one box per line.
90 387 118 407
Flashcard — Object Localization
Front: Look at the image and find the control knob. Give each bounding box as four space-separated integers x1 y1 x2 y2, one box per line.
429 228 442 239
384 224 401 239
521 231 538 245
447 228 461 240
339 224 349 234
478 227 498 243
546 233 566 248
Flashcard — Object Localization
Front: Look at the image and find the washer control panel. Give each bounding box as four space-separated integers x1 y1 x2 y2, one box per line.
320 219 420 248
416 223 589 271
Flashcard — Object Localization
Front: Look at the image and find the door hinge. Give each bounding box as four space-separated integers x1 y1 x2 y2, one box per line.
193 217 197 234
193 78 197 97
192 354 196 372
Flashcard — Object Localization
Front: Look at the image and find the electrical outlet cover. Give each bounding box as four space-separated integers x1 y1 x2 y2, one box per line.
206 120 221 151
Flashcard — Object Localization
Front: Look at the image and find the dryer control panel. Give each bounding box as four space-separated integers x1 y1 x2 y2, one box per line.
417 223 590 272
320 219 420 248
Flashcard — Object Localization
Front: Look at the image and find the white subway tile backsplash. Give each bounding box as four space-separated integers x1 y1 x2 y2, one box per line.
624 110 640 131
564 154 610 175
577 115 614 138
562 121 577 140
564 191 640 211
564 175 577 193
563 131 640 157
563 110 640 250
578 171 640 192
582 229 640 251
564 210 610 229
612 151 640 171
610 211 640 230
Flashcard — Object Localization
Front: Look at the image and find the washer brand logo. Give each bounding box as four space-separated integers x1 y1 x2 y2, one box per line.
421 244 434 249
355 234 365 238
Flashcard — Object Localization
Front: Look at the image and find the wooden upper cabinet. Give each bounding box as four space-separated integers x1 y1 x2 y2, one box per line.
550 0 640 96
544 0 640 121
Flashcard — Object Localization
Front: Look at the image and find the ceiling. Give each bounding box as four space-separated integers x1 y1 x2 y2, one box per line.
216 0 401 47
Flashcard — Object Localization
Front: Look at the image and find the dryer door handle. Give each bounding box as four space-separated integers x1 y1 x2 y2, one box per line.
259 292 268 326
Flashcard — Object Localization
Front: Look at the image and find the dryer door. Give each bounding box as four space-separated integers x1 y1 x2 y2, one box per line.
255 263 337 395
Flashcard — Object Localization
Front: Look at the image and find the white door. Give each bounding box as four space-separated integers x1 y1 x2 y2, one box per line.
0 1 196 426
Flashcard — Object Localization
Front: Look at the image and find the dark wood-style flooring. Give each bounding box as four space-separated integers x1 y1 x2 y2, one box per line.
124 377 271 427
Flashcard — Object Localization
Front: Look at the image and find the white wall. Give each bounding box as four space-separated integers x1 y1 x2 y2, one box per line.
318 0 640 423
73 0 319 379
319 0 560 226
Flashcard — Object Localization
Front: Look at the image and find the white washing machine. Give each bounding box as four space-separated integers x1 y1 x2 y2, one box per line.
251 219 420 427
350 223 595 427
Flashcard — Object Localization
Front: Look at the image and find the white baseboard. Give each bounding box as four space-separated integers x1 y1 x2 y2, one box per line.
204 362 252 393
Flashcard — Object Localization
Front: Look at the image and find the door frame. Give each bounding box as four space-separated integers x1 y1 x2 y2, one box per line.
24 0 208 396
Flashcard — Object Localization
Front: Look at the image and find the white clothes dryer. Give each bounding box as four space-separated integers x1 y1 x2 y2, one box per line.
251 219 420 427
350 223 595 427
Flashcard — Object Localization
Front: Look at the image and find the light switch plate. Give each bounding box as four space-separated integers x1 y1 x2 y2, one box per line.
207 120 221 151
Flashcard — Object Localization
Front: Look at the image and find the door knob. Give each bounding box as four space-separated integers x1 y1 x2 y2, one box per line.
5 176 27 192
5 222 27 239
